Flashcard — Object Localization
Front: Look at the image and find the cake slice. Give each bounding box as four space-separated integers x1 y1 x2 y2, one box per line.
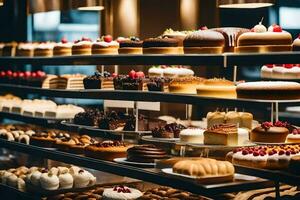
204 123 238 146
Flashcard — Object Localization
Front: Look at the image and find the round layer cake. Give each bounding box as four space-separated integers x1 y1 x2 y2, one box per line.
196 78 237 98
34 43 54 57
72 38 92 55
250 122 289 143
16 43 35 57
85 141 131 161
127 144 167 163
183 30 225 54
169 77 205 94
179 128 205 143
118 37 143 54
286 129 300 143
143 38 181 54
236 81 300 100
236 23 292 53
53 38 72 56
92 36 119 55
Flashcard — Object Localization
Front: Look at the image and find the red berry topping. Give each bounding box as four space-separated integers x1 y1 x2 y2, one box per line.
293 129 298 135
36 70 46 77
279 150 285 155
61 37 68 43
253 151 259 156
135 71 145 78
200 26 208 30
248 150 253 154
0 71 5 77
6 70 13 76
274 121 288 127
286 151 291 156
18 72 24 78
242 150 249 155
233 149 238 153
268 151 274 156
103 35 113 43
272 25 282 32
81 37 91 42
261 122 273 130
12 72 18 78
266 64 274 68
112 73 118 78
31 72 37 77
251 28 255 32
272 149 277 154
283 64 293 69
291 151 296 154
128 70 136 79
24 71 31 77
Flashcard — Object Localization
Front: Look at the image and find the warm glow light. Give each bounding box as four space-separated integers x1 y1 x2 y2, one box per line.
219 3 273 8
78 6 104 11
180 0 198 30
118 0 138 36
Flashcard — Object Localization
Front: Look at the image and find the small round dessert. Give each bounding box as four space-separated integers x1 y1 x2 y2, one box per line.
250 122 289 143
286 129 300 143
169 77 205 94
127 144 168 163
102 186 143 200
92 35 119 55
16 43 35 57
183 30 225 54
53 38 72 56
85 140 131 161
34 43 54 57
40 172 60 190
196 78 237 98
292 34 300 51
143 38 181 54
236 23 292 53
236 81 300 100
288 155 300 175
30 132 56 148
180 128 205 143
118 37 143 54
72 37 93 55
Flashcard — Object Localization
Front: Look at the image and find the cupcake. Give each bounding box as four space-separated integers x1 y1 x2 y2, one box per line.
73 169 96 188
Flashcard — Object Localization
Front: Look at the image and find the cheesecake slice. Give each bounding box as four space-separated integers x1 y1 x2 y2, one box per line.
204 123 238 146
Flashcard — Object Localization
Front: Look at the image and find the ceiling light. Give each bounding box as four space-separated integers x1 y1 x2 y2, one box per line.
78 5 104 11
218 0 275 8
74 0 104 11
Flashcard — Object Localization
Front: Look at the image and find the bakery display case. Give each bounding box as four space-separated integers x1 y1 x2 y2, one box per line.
1 1 300 200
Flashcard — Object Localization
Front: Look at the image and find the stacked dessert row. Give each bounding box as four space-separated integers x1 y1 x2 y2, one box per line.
261 64 300 80
0 165 96 191
2 22 300 56
0 95 84 119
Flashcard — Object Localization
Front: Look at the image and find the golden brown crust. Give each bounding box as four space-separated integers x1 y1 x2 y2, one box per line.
250 126 289 143
91 46 119 55
118 47 143 54
143 47 182 54
34 49 53 57
53 46 72 56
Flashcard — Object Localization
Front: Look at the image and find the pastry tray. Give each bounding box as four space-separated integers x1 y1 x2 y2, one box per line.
61 120 151 140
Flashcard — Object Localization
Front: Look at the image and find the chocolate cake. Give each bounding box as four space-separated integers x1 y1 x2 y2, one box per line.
83 71 113 89
143 38 179 48
127 144 168 163
183 30 225 47
119 37 143 48
73 109 103 127
147 77 171 92
152 123 186 138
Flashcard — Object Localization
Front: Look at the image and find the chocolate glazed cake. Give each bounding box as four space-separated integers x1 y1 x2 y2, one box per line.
143 38 180 54
127 144 168 163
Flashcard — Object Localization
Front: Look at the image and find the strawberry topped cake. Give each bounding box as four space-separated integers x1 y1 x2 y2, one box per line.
250 121 291 143
53 37 72 56
92 35 119 55
287 128 300 143
236 21 292 53
72 37 93 55
226 144 300 169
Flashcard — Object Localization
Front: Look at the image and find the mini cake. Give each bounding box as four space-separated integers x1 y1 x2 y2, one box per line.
2 42 17 56
183 30 225 54
73 169 96 188
227 144 300 169
169 76 205 94
114 70 148 91
92 35 119 55
236 22 292 53
262 64 300 80
173 158 234 183
211 27 250 52
250 121 289 143
196 78 237 98
162 28 190 46
147 77 171 92
180 128 205 143
34 42 54 57
236 81 300 100
292 34 300 51
288 155 300 175
204 124 238 146
49 74 86 89
102 185 143 200
148 65 194 78
72 37 93 55
73 109 102 127
286 128 300 143
53 38 72 56
83 71 114 90
143 37 181 54
16 43 35 57
152 123 186 138
118 37 143 54
127 144 168 163
85 140 131 161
